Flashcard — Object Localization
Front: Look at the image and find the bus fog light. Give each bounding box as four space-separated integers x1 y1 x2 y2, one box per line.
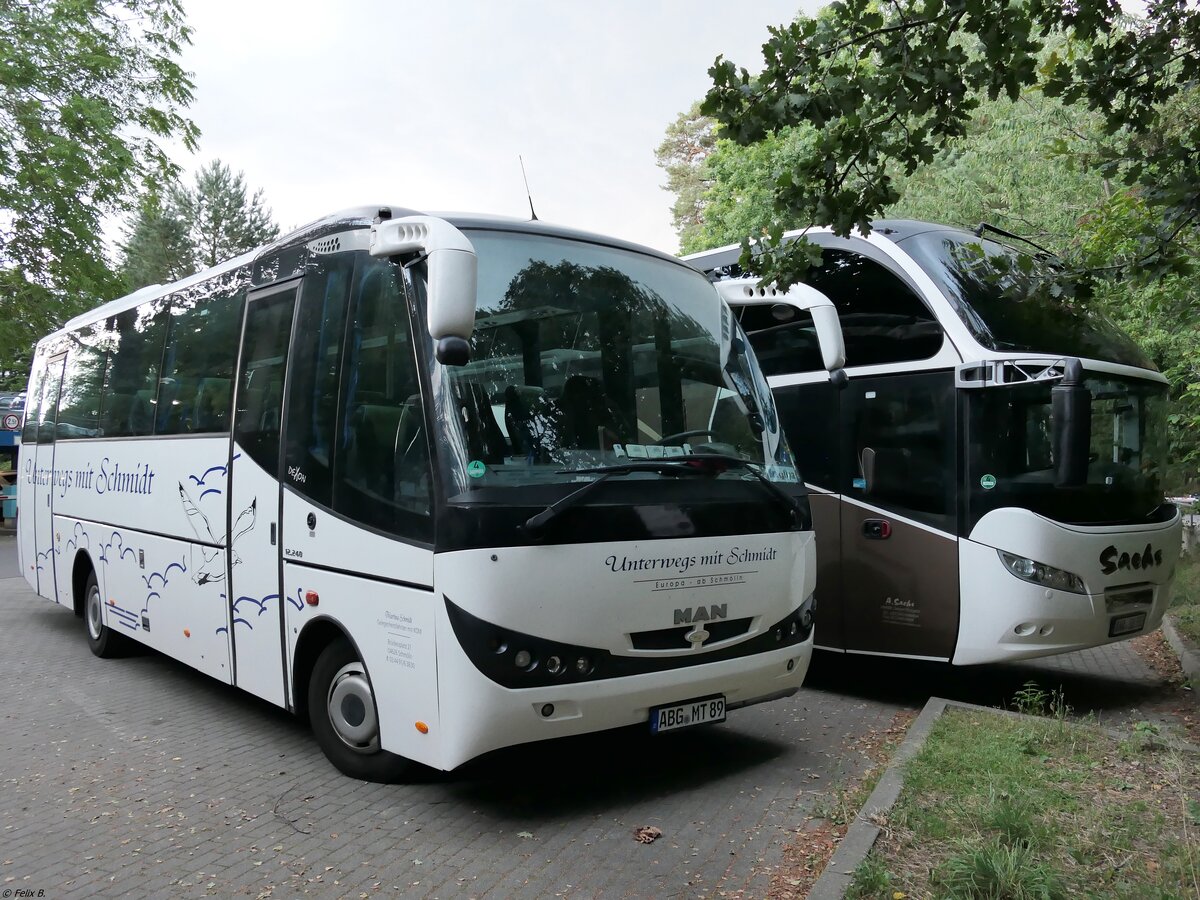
540 703 555 718
998 551 1085 594
546 655 563 675
514 649 532 668
787 658 795 672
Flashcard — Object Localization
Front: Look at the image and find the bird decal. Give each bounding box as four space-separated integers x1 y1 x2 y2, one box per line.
179 482 257 585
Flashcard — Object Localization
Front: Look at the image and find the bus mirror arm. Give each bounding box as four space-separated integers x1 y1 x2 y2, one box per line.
714 279 847 372
370 215 479 366
1051 357 1091 487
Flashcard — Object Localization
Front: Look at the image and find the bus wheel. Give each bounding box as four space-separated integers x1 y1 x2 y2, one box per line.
84 571 125 658
308 637 410 782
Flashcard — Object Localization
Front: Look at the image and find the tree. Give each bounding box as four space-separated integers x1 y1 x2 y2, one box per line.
0 0 198 380
701 0 1200 289
118 190 193 290
692 1 1200 486
887 93 1108 244
654 102 719 252
175 160 279 269
118 160 280 289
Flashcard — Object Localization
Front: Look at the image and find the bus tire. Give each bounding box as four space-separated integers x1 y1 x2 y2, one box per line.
84 570 126 658
308 637 410 782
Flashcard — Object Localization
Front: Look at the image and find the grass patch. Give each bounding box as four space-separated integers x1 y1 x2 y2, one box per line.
1170 552 1200 647
846 706 1200 899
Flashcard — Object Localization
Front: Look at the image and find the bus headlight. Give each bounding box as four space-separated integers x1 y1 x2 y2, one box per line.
798 593 816 631
998 551 1085 594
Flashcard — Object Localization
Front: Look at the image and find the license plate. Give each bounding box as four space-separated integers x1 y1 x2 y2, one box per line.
650 695 726 734
1105 588 1152 613
1109 611 1147 637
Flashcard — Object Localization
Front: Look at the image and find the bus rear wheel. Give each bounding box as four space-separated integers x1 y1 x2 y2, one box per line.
84 571 126 658
308 637 410 782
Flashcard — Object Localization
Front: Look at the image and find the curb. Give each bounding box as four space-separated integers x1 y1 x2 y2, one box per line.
807 696 947 900
1162 614 1200 690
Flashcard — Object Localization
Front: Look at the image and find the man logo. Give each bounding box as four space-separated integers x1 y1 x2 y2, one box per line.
674 604 727 625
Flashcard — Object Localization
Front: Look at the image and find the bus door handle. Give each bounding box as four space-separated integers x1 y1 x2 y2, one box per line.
270 522 276 545
863 518 892 540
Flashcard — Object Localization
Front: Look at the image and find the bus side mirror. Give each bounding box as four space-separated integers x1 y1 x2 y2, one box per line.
714 279 846 376
1051 358 1091 487
371 215 478 366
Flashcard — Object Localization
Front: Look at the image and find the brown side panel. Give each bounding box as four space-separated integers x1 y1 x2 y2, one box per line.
808 492 844 650
840 500 959 659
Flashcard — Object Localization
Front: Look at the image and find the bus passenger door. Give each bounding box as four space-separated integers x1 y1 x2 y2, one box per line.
30 354 65 599
228 282 297 708
839 372 959 660
770 380 846 651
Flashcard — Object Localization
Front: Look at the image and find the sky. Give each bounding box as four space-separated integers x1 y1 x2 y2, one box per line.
165 1 824 257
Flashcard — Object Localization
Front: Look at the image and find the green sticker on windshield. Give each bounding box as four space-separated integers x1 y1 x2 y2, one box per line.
467 460 486 478
980 474 997 490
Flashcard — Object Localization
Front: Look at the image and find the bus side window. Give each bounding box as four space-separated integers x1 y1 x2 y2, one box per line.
850 378 952 522
334 259 432 542
22 355 47 445
100 301 169 437
55 325 106 439
234 289 296 474
284 256 353 507
805 250 943 367
158 282 246 435
36 350 64 445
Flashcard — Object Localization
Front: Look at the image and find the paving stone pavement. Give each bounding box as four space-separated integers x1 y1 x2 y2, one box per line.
0 554 1180 899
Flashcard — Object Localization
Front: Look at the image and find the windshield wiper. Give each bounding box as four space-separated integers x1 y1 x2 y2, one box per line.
522 455 803 534
971 222 1058 261
682 453 805 524
523 461 704 533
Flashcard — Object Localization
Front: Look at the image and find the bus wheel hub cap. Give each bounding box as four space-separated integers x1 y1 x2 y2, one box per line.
328 663 379 751
87 587 103 639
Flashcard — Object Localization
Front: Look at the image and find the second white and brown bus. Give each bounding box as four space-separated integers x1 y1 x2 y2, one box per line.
687 221 1182 665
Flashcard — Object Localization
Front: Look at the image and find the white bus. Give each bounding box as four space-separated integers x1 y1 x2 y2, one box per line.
686 220 1183 665
18 207 823 780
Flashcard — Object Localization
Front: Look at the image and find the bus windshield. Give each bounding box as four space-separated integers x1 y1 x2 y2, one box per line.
429 230 797 500
899 229 1154 370
964 374 1170 528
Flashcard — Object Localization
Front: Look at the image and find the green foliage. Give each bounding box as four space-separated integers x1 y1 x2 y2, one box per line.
1010 681 1069 720
118 160 280 290
888 93 1107 245
657 3 1200 485
682 126 823 256
176 159 279 269
846 852 891 898
889 709 1199 897
1170 554 1200 650
118 190 192 290
654 102 717 253
0 0 198 379
701 1 1200 289
936 837 1065 900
